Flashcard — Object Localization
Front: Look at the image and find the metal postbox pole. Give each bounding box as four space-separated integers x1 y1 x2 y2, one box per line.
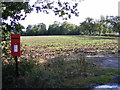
15 56 18 77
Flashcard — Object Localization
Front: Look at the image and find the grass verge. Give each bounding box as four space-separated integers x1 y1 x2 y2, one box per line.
2 57 120 88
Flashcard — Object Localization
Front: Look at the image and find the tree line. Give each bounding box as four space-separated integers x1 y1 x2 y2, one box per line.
21 16 120 36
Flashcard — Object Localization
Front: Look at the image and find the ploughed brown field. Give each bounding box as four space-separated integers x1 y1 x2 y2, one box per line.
20 35 118 62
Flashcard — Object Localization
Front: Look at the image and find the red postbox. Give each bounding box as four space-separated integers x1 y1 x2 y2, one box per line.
11 34 20 56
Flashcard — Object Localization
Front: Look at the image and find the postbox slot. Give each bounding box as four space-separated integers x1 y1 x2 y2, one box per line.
11 38 20 39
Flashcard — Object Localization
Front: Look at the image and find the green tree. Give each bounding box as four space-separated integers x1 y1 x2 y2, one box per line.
78 17 95 35
26 25 33 35
85 17 94 35
79 21 90 35
110 16 120 35
92 20 101 35
37 23 47 35
104 16 120 35
47 22 61 35
60 21 72 35
2 2 32 40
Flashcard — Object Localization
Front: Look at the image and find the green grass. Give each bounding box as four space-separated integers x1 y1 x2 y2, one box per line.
21 35 117 47
89 76 112 85
3 57 120 88
99 68 120 75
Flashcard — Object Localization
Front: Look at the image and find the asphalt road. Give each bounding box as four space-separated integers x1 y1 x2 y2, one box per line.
86 53 120 69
